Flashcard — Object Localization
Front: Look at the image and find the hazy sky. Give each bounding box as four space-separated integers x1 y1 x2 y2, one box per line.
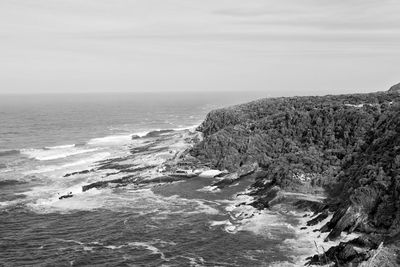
1 0 399 95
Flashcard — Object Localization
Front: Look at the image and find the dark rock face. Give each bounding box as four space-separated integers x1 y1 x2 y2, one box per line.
82 175 193 192
389 82 400 92
59 193 73 200
63 169 92 177
307 210 329 226
307 242 370 265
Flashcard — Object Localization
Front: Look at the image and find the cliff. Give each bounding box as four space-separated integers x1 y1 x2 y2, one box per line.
189 90 400 265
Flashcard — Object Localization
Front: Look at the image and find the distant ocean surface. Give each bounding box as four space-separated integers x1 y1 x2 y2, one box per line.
0 92 313 266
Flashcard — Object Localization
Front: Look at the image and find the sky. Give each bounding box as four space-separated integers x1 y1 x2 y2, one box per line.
0 0 399 96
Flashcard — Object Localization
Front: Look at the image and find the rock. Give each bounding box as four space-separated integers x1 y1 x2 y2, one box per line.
294 200 327 213
188 90 400 266
83 181 113 192
167 169 198 178
144 129 174 138
347 235 382 249
307 242 369 265
250 186 281 210
211 163 259 189
82 175 189 192
334 244 360 263
323 206 368 241
211 172 239 188
64 169 92 177
388 82 400 92
300 227 307 230
237 162 258 177
307 210 329 226
59 193 73 200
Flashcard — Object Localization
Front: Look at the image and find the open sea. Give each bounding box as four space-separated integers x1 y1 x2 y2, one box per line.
0 92 318 266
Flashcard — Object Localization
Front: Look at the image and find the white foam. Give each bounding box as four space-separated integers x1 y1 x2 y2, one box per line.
128 242 166 260
104 245 125 250
172 124 199 132
198 170 223 178
210 219 232 227
45 144 75 149
188 199 220 215
0 168 11 174
21 147 98 161
26 187 113 214
87 131 150 146
24 152 110 174
281 210 360 265
196 186 220 192
87 134 134 146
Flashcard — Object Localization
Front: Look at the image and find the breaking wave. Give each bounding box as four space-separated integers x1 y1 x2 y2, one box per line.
21 146 99 161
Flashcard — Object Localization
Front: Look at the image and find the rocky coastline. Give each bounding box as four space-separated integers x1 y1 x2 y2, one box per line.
73 87 400 266
186 88 400 266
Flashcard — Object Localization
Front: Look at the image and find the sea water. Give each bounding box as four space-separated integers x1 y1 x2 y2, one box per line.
0 92 316 266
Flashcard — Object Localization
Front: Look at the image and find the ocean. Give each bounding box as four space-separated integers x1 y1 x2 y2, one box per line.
0 92 318 266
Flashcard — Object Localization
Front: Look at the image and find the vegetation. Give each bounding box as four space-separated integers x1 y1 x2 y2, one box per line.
190 90 400 265
192 92 398 190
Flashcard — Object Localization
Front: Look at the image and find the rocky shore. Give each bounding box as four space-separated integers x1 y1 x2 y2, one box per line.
186 88 400 266
72 87 400 266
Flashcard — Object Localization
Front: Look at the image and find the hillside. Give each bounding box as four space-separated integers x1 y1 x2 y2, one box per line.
189 90 400 265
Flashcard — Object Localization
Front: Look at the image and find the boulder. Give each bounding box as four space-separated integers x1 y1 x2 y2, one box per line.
307 210 329 226
211 163 259 189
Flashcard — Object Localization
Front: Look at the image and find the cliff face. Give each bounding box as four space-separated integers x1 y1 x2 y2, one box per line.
190 91 400 264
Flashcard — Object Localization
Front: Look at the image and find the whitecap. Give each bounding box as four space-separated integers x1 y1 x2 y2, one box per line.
198 170 223 178
280 211 360 265
45 144 75 150
128 242 166 260
196 186 220 192
21 147 98 161
24 152 110 174
87 133 147 146
172 124 199 131
104 245 125 250
210 219 232 227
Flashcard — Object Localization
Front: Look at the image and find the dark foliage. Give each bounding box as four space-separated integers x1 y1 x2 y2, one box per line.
190 91 400 240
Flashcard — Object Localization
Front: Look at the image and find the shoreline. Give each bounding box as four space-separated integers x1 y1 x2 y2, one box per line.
54 126 347 265
3 89 399 266
70 116 393 266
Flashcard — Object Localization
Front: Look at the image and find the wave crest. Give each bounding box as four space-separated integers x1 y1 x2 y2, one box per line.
21 146 98 161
